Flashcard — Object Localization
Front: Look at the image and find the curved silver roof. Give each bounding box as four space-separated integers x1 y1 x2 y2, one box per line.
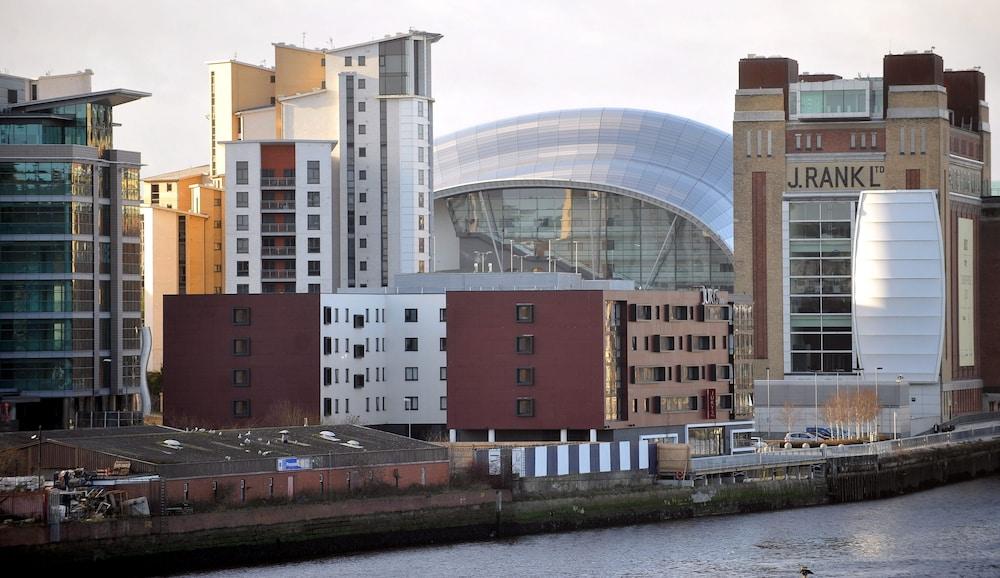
434 108 734 251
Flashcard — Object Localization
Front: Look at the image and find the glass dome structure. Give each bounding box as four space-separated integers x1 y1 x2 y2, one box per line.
432 108 734 290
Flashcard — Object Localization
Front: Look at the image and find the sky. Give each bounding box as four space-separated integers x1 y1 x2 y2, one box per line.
4 0 1000 177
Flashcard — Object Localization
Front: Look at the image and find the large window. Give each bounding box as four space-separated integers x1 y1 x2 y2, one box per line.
516 367 534 385
788 201 854 373
404 337 419 351
516 398 535 417
307 161 320 184
515 335 534 354
515 304 534 323
235 161 248 185
405 367 418 381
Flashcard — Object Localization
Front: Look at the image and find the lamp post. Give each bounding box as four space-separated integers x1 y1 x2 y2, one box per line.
573 240 579 275
766 367 771 439
875 366 882 440
813 371 819 439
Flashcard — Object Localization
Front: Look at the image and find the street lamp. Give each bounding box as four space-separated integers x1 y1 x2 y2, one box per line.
894 374 903 440
813 371 819 439
573 240 579 275
766 367 771 439
875 366 882 440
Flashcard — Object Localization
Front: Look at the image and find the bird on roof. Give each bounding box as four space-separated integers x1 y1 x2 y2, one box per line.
800 565 814 576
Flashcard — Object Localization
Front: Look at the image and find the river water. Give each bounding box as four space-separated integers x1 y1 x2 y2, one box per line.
185 476 1000 577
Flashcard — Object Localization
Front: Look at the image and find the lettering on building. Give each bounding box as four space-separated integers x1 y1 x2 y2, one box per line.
787 164 885 190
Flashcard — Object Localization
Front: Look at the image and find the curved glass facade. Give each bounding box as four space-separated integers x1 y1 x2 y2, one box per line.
441 187 732 290
434 108 735 289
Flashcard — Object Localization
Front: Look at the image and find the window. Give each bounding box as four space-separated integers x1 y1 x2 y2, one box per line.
354 344 365 359
354 314 364 328
324 398 332 416
309 284 320 293
308 191 320 207
358 124 367 135
516 335 534 354
308 261 320 276
418 215 425 230
359 193 367 203
404 308 418 322
417 124 424 140
359 215 367 226
214 242 223 251
516 367 534 385
236 238 249 254
358 55 366 66
308 215 320 230
236 215 249 231
359 238 367 248
214 197 222 207
308 238 320 253
359 169 367 180
323 367 332 385
439 337 447 351
307 160 320 184
516 304 534 323
353 374 364 389
404 396 418 411
359 261 368 271
418 192 425 208
516 398 534 417
359 147 366 158
233 400 251 418
344 56 352 66
358 78 366 89
324 337 332 355
236 161 248 185
236 191 248 207
232 308 251 325
237 284 249 294
418 170 425 185
439 308 447 322
418 147 425 163
236 261 249 277
439 396 447 410
323 306 332 324
417 101 424 117
358 101 366 112
439 367 447 381
232 369 250 387
214 220 222 229
404 337 419 351
233 338 250 356
405 367 418 381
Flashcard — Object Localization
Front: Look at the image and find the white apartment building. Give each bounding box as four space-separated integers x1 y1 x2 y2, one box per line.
217 30 441 293
319 293 447 436
224 140 337 294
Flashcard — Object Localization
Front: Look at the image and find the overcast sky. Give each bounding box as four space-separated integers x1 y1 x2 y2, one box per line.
5 0 999 177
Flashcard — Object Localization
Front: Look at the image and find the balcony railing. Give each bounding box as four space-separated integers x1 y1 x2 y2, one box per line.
261 269 296 279
261 223 296 233
261 246 297 256
261 177 295 187
260 200 296 210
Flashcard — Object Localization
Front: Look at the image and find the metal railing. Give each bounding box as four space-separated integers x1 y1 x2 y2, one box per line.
690 423 1000 475
260 177 295 187
261 246 296 256
261 223 296 233
260 200 295 210
261 269 296 279
75 411 145 428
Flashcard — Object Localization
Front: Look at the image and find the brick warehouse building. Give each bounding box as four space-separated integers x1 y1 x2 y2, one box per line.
734 51 990 434
445 289 754 457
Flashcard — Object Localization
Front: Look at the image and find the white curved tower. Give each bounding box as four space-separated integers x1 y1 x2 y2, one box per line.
853 190 944 383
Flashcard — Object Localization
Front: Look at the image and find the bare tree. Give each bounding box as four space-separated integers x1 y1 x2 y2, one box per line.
265 400 314 427
780 401 798 434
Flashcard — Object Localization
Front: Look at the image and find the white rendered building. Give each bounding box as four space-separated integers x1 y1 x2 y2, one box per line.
319 292 447 435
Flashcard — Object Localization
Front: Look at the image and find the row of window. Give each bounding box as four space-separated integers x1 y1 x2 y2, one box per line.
235 214 321 231
629 303 728 323
321 395 444 417
234 161 321 185
631 364 733 384
631 334 728 352
323 336 446 356
322 365 446 387
322 306 447 325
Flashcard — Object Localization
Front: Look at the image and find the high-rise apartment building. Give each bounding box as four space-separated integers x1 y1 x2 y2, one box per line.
0 71 149 430
141 165 224 370
734 51 989 433
211 30 441 291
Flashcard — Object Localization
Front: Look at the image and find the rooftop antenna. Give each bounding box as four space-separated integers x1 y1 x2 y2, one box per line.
302 32 306 46
327 37 334 49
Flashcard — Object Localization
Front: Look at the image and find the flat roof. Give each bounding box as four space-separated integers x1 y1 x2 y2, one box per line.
220 138 337 145
1 424 441 466
326 30 442 54
205 59 274 73
9 88 150 111
143 164 209 182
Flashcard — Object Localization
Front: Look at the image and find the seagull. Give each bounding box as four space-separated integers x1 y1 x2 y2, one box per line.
800 565 814 576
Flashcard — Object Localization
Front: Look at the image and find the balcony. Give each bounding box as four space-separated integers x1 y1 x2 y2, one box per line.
261 177 295 187
261 246 296 257
261 223 296 233
260 200 296 210
261 269 296 279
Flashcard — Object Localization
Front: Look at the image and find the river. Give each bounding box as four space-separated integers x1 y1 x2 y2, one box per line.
183 476 1000 577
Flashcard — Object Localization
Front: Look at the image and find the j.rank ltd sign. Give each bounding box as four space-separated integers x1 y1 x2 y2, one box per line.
787 163 885 190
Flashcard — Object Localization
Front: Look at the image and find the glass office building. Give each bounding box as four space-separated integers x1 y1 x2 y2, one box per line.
0 80 149 430
433 109 734 290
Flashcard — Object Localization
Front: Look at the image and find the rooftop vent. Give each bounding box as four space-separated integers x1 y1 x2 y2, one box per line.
162 439 182 450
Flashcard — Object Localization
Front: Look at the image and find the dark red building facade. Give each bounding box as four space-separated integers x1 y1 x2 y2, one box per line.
163 293 320 428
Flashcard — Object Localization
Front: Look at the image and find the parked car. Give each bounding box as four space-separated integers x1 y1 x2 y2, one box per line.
784 432 822 444
806 427 833 439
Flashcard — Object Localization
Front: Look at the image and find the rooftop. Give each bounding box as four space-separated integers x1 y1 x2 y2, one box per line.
7 88 150 112
143 164 210 182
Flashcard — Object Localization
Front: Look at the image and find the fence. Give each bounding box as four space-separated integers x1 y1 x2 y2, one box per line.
475 441 656 478
75 411 144 428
